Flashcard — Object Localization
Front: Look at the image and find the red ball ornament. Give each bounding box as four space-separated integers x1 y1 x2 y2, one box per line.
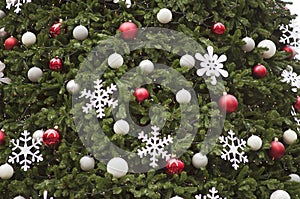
165 158 184 175
282 46 295 59
212 22 226 35
0 129 6 145
134 87 149 102
4 36 18 50
294 96 300 112
49 57 63 71
119 21 138 40
269 139 285 160
253 64 267 78
218 93 238 113
42 128 61 147
49 22 62 38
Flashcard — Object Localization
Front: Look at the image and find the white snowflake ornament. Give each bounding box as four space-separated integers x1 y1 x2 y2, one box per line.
43 190 54 199
137 126 173 168
6 0 32 13
280 19 300 48
79 79 118 119
290 106 300 133
0 61 11 84
195 187 226 199
113 0 132 8
219 130 248 170
8 130 43 171
195 46 228 85
281 65 300 92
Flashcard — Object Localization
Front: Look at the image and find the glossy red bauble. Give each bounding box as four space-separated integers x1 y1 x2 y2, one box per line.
166 158 184 175
134 87 149 102
269 140 285 160
294 96 300 112
0 130 5 145
218 93 238 113
282 46 295 59
253 64 267 78
4 36 18 50
49 22 62 38
212 22 226 35
42 128 61 147
119 22 138 40
49 57 63 71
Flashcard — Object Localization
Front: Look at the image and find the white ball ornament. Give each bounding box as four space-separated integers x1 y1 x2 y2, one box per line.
13 196 26 199
27 67 43 82
241 37 255 52
66 80 80 94
270 190 290 199
157 8 172 24
80 156 95 171
73 25 89 41
180 54 195 69
113 119 130 135
170 196 184 199
108 53 124 69
139 59 154 74
107 157 128 178
247 135 262 151
257 39 277 59
21 31 37 46
0 27 7 38
192 152 208 168
0 10 6 18
283 129 297 145
176 89 191 104
289 173 300 182
33 129 44 142
0 163 14 179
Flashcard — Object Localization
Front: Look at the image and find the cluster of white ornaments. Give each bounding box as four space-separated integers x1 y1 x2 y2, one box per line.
242 37 277 59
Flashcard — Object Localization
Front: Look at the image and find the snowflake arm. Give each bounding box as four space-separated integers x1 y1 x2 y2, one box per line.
6 0 32 13
8 130 43 171
195 187 226 199
137 126 173 168
219 130 248 170
281 65 300 92
113 0 132 8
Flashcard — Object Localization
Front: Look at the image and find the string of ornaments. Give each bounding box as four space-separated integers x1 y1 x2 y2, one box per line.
0 2 299 199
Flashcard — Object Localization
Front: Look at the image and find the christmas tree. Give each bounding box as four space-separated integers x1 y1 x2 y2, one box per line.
0 0 300 198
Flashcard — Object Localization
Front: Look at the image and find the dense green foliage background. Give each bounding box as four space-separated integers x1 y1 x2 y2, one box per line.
0 0 300 198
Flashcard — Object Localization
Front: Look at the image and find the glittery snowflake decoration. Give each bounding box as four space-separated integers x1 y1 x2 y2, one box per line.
6 0 32 13
281 65 300 92
8 130 43 171
43 190 54 199
195 46 228 85
79 79 118 119
195 187 227 199
219 130 248 170
291 106 300 132
0 61 11 84
137 126 173 168
113 0 131 8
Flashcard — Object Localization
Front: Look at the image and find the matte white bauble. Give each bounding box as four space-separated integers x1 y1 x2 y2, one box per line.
180 54 195 69
80 156 95 171
107 157 128 178
108 53 124 69
66 80 80 94
157 8 172 24
241 37 255 52
0 10 5 18
33 129 44 142
0 27 7 38
139 60 154 74
13 196 26 199
0 163 14 179
73 25 89 41
22 31 37 46
113 120 130 135
270 190 290 199
247 135 263 151
289 173 300 182
257 40 276 59
170 196 184 199
192 152 208 168
176 89 191 104
27 67 43 82
283 129 297 145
